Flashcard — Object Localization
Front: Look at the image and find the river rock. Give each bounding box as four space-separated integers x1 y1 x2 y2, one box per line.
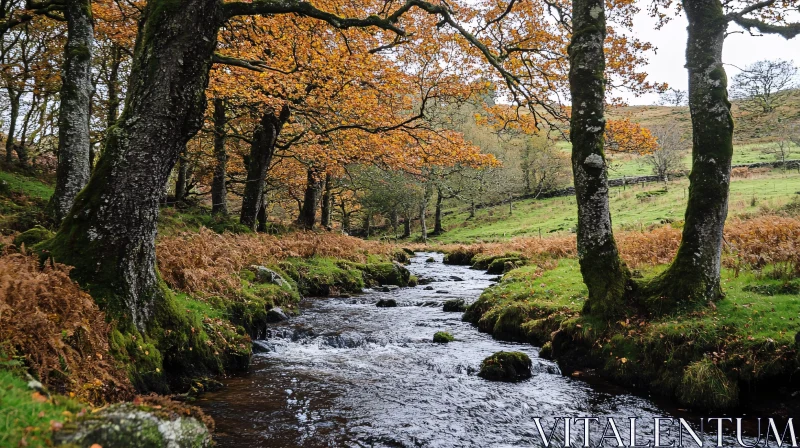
435 290 449 294
376 299 397 307
52 403 211 448
381 285 400 292
266 307 289 323
424 286 435 290
425 257 436 263
417 277 433 285
478 351 532 382
250 265 290 288
443 299 466 312
449 276 465 282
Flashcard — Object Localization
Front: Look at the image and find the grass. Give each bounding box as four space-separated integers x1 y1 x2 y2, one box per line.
464 255 800 410
0 369 85 448
437 169 800 242
0 170 54 201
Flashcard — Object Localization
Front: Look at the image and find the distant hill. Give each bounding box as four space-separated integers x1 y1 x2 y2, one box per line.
608 89 800 145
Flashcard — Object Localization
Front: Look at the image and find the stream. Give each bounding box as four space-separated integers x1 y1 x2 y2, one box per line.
196 252 752 447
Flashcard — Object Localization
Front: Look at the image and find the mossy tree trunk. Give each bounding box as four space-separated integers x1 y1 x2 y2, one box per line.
240 105 288 230
402 214 411 238
256 192 268 232
211 97 228 215
299 169 322 230
644 0 732 312
4 87 20 164
568 0 630 320
43 0 224 332
320 172 332 229
47 0 94 224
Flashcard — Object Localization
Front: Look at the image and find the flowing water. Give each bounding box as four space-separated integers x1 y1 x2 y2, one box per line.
197 253 753 447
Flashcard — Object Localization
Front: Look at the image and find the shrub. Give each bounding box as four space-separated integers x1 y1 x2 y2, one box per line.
677 359 739 410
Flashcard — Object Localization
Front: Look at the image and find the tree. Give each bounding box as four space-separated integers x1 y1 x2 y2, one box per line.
211 97 228 215
730 59 798 113
645 0 800 311
658 87 688 106
568 0 631 319
764 120 798 172
642 123 686 181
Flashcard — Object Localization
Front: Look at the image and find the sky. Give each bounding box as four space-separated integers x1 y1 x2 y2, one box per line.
620 9 800 105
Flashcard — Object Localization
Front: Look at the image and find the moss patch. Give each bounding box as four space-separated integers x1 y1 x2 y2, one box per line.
433 331 455 343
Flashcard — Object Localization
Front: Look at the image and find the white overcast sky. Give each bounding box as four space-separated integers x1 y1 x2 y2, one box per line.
619 9 800 105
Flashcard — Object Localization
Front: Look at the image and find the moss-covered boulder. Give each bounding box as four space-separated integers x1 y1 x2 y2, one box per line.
478 351 532 382
53 403 211 447
443 299 466 312
13 225 54 248
362 261 411 287
443 247 479 265
433 331 455 343
486 257 524 275
408 275 419 287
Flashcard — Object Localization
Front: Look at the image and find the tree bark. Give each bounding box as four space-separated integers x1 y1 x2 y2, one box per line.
43 0 225 333
419 203 428 243
340 200 350 234
256 192 268 232
320 172 332 229
47 0 94 224
240 105 288 230
107 44 121 126
644 0 732 311
402 215 411 238
211 97 228 215
433 186 444 234
174 148 189 204
568 0 630 319
5 88 20 164
299 169 322 230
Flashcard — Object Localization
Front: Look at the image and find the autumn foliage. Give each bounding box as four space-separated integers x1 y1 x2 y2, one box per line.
157 229 400 297
0 252 133 404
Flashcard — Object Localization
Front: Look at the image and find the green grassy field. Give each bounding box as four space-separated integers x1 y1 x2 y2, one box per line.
438 169 800 242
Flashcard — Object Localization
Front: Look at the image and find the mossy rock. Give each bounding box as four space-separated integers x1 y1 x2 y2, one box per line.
478 351 532 382
433 331 455 343
408 275 419 287
471 252 524 270
486 257 524 275
361 262 410 287
52 403 211 447
676 359 739 411
425 257 436 263
13 225 54 248
443 247 479 265
538 342 553 360
443 299 466 312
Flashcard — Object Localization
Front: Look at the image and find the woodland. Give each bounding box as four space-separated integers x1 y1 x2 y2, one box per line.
0 0 799 445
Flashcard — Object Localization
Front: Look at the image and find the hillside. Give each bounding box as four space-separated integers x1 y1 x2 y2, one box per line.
608 89 800 145
436 167 800 243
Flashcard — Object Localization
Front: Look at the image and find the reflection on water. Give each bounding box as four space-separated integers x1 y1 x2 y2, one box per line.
197 253 755 447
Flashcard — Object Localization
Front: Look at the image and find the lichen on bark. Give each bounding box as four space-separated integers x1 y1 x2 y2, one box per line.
642 0 733 314
568 0 631 320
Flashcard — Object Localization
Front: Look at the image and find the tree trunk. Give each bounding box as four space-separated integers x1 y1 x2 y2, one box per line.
568 0 630 319
320 172 332 229
362 212 371 238
299 169 322 230
644 0 732 311
211 97 228 215
433 186 444 234
47 0 94 224
468 200 475 220
43 0 225 334
240 105 289 229
174 148 189 204
5 89 20 164
107 44 121 126
340 200 350 234
419 203 428 243
402 215 411 238
256 192 268 232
